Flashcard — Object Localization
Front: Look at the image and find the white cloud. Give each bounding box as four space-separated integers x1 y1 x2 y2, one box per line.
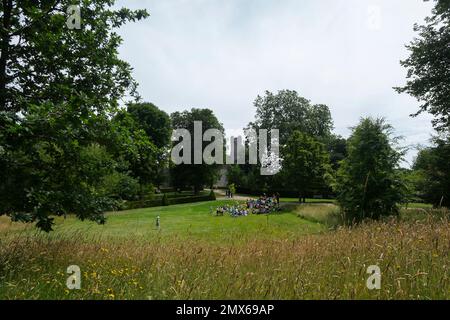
115 0 436 166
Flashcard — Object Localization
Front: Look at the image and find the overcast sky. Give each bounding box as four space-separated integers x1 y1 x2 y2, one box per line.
115 0 436 167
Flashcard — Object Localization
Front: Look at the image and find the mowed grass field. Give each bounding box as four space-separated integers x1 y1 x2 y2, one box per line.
0 200 326 242
0 200 448 300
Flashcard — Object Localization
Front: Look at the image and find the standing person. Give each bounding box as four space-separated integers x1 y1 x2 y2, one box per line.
276 192 280 206
156 216 160 229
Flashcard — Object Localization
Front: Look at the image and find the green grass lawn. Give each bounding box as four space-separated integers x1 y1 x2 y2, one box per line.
1 200 326 243
403 202 433 209
0 199 435 242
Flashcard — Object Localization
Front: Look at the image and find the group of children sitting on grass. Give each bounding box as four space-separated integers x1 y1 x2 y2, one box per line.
215 194 281 217
215 204 249 217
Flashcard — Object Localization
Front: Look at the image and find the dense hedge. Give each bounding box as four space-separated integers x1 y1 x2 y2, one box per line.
167 194 213 205
236 187 335 199
120 191 216 210
120 199 163 210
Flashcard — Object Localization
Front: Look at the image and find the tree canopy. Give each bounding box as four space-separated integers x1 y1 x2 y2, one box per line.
396 0 450 131
281 131 333 202
413 135 450 207
335 118 405 222
248 90 333 145
0 1 149 231
126 102 172 190
0 0 148 113
127 102 172 150
170 108 225 194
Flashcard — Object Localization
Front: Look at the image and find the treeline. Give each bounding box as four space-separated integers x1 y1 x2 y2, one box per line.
228 0 450 221
0 0 449 230
227 90 449 223
0 1 227 231
227 89 342 200
0 97 225 231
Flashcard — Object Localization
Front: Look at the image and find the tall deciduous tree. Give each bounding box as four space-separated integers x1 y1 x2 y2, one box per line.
170 108 224 194
127 103 172 150
112 110 159 198
248 90 333 145
0 100 117 231
325 134 347 171
413 136 450 207
126 102 172 189
395 0 450 131
335 118 405 223
281 131 333 202
242 90 334 194
0 1 149 231
0 0 148 113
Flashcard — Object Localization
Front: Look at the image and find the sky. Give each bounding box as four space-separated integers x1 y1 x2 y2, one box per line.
115 0 436 167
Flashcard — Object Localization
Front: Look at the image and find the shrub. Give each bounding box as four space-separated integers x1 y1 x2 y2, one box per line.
335 118 405 223
120 199 163 210
101 172 140 201
162 193 169 206
167 194 214 205
120 193 214 210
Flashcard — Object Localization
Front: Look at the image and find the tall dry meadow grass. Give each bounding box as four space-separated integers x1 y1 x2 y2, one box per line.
0 214 448 300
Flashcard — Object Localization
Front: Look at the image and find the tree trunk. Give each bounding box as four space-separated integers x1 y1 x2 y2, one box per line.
299 192 306 203
0 0 13 111
139 183 143 200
